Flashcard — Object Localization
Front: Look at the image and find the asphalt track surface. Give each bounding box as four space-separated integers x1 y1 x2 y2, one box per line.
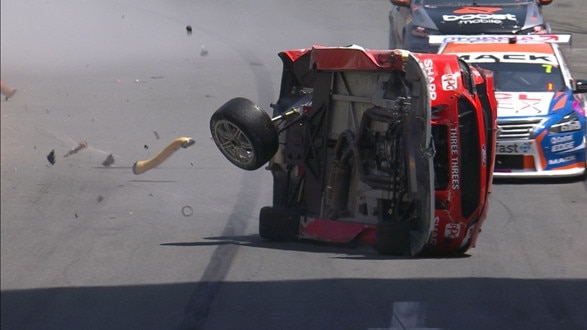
1 1 586 329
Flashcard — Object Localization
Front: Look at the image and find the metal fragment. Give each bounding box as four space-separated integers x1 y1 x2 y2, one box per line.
64 141 88 157
47 150 56 165
102 153 115 167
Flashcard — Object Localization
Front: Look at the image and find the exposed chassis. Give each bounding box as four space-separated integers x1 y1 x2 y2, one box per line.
210 45 497 256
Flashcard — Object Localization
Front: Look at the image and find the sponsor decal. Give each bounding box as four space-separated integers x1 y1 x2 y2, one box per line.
482 144 487 167
551 142 575 152
559 120 581 132
453 7 502 14
450 127 460 190
430 216 440 246
442 73 457 91
548 155 577 165
550 135 573 144
550 135 575 152
517 94 543 114
444 223 461 239
494 92 551 117
429 34 572 45
423 58 437 100
495 92 513 101
442 13 517 25
496 141 531 154
458 53 555 64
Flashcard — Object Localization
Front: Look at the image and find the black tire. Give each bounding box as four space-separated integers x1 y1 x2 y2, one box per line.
388 13 398 49
375 222 413 256
259 206 300 241
210 97 279 170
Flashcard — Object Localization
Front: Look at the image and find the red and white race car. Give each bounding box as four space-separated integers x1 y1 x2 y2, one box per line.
210 45 497 256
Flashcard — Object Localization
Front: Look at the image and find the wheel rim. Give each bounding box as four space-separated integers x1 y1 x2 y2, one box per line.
214 119 256 167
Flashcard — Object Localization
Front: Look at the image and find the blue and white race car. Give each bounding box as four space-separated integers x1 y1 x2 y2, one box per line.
436 34 587 178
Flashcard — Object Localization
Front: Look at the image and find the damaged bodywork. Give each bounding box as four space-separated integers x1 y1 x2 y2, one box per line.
210 45 497 256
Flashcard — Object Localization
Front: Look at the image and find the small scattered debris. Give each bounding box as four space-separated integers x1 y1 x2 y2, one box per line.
1 81 17 101
153 130 160 140
64 141 88 157
186 25 192 35
75 213 78 218
182 206 193 217
102 153 115 167
200 45 208 57
97 195 104 203
47 150 56 165
144 144 149 150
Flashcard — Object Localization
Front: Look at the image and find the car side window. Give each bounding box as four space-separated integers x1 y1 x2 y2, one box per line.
458 59 475 96
457 97 481 219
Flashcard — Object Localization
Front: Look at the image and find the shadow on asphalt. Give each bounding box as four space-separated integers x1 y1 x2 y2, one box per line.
2 277 585 330
162 235 472 261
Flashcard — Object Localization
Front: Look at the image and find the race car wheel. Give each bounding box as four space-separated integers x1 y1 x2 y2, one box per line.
210 97 279 171
388 24 397 49
375 222 413 256
259 206 300 241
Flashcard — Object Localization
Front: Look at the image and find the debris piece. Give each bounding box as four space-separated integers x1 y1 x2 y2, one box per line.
186 25 192 35
47 150 56 165
200 45 208 57
1 81 17 101
64 141 88 157
153 130 160 140
75 213 78 218
133 137 196 175
182 206 193 217
144 145 149 150
102 153 115 167
97 195 104 203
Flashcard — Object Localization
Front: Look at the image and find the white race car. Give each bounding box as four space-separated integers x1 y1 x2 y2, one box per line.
436 34 587 179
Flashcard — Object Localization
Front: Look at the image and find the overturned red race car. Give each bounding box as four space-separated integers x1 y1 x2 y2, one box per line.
210 45 497 256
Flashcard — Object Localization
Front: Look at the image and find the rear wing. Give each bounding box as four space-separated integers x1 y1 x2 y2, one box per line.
429 34 572 46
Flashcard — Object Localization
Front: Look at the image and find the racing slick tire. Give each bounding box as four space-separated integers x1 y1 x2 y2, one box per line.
375 222 413 256
388 14 397 49
259 206 300 241
210 97 279 171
